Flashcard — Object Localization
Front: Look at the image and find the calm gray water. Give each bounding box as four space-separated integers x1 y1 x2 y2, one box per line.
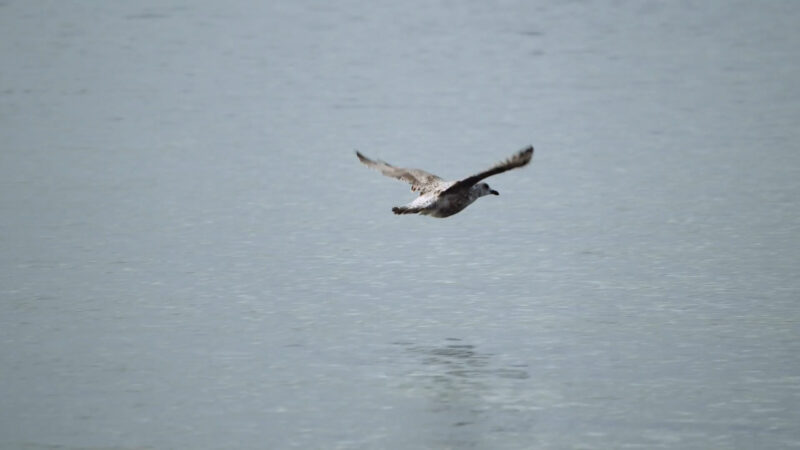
2 1 799 448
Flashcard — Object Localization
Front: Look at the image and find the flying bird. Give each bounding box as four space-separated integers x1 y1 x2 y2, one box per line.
355 145 534 218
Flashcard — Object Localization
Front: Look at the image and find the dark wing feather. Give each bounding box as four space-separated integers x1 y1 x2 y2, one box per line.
356 151 444 193
442 146 534 194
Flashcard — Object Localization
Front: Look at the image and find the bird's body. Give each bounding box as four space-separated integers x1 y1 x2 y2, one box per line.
356 146 534 218
390 182 484 218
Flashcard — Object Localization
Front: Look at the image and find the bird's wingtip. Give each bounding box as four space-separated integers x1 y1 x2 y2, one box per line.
521 145 534 162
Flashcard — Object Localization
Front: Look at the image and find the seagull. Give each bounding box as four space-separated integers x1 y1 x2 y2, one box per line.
356 145 534 218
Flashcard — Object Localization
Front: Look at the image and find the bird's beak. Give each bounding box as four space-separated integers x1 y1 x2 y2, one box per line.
491 190 499 196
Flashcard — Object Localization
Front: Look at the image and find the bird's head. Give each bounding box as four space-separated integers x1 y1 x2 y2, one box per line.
477 183 499 197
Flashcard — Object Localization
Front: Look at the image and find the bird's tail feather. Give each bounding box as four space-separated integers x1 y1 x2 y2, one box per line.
392 206 421 215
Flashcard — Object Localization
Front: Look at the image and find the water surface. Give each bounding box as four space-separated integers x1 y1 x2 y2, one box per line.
1 1 799 448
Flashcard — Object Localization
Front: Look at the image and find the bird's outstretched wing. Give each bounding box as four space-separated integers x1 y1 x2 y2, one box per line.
442 146 534 194
356 151 445 194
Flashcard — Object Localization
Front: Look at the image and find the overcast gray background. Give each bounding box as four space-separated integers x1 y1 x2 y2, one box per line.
1 1 799 449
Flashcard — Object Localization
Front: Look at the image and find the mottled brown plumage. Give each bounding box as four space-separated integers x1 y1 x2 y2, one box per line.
356 146 534 218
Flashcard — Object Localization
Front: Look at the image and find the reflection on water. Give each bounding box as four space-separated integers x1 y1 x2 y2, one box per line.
394 338 530 435
407 338 529 384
